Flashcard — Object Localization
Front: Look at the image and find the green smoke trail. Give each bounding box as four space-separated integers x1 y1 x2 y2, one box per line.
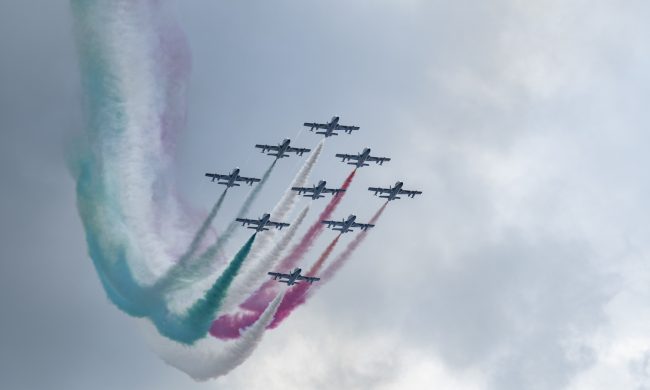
176 188 229 266
70 0 155 316
150 233 257 345
155 160 276 293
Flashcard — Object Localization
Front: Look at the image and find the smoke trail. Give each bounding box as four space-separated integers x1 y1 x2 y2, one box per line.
151 234 257 345
175 188 228 266
211 234 341 339
143 291 285 381
218 140 324 311
154 161 276 294
277 169 356 270
318 202 388 282
161 142 323 313
213 205 310 324
236 169 356 315
70 0 190 302
245 140 324 261
267 235 340 329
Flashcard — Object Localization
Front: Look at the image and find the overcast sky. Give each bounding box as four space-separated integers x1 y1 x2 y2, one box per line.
2 1 650 389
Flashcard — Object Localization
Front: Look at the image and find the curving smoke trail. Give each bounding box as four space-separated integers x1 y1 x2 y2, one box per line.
70 0 192 306
151 234 257 345
71 0 355 378
144 291 286 381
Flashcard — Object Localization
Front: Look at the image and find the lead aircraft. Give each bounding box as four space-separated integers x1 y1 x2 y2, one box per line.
255 139 310 159
303 116 360 137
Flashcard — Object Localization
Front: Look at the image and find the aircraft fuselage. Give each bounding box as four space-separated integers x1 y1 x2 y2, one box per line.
335 215 357 233
286 268 303 285
252 213 272 232
352 148 372 167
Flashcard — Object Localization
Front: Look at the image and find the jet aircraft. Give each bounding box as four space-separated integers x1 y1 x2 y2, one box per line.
236 213 290 232
303 116 360 137
335 147 390 168
321 214 375 234
368 181 422 201
255 139 311 159
268 267 320 286
204 168 261 188
291 180 346 200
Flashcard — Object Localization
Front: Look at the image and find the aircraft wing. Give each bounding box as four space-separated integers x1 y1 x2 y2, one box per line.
268 271 290 280
255 144 280 152
366 156 391 165
321 220 345 228
399 189 423 198
235 218 260 227
205 173 229 181
322 188 346 195
335 153 360 162
291 186 316 195
237 175 261 185
352 222 375 231
368 186 391 195
297 275 321 284
287 146 311 156
267 221 290 230
335 124 360 134
303 122 329 130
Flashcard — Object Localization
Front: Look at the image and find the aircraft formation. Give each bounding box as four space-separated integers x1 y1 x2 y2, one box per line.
203 116 422 285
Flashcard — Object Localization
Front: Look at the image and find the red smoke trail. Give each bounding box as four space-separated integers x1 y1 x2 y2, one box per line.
266 202 387 330
317 202 388 283
210 171 356 340
240 169 355 313
266 235 341 329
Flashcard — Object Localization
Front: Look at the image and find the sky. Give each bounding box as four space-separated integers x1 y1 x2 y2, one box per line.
1 0 650 389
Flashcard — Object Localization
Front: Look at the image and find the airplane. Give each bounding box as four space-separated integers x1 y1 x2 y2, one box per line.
236 213 290 232
268 267 320 286
291 180 346 200
368 181 423 201
303 116 360 137
321 214 375 234
335 147 390 168
204 167 261 188
255 138 311 159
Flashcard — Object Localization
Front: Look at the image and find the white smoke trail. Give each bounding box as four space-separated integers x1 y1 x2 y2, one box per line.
246 139 324 264
218 205 309 315
143 291 285 381
96 2 188 284
166 142 323 314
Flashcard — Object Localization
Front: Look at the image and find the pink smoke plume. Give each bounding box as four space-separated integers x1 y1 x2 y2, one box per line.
266 235 341 329
210 170 356 340
267 202 388 329
319 201 388 282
